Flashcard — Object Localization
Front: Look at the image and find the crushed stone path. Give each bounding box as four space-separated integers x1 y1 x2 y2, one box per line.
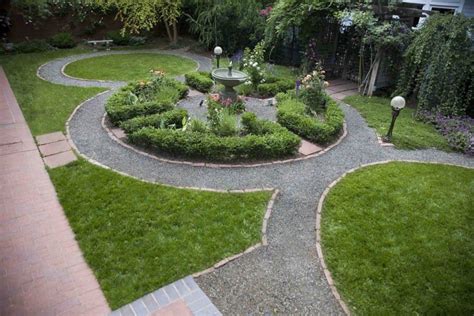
0 67 110 315
37 50 474 315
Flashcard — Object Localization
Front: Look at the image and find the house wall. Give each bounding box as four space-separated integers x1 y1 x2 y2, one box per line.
402 0 474 16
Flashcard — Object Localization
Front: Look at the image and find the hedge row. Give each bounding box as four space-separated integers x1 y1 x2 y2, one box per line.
276 93 344 144
127 112 300 161
184 72 214 93
120 109 188 134
105 78 188 124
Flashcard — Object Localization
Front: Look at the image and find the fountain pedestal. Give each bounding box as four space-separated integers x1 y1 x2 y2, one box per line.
211 68 248 101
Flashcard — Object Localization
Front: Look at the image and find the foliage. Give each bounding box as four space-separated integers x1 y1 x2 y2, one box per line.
212 111 239 137
64 53 197 81
13 39 52 53
120 109 188 134
395 14 473 116
49 32 76 48
127 116 300 161
207 94 246 117
322 162 474 314
255 79 294 98
49 159 271 308
184 0 267 52
184 71 213 93
300 64 329 113
105 73 188 123
276 95 344 144
344 95 450 151
416 109 474 155
243 41 266 87
0 49 104 135
106 30 131 45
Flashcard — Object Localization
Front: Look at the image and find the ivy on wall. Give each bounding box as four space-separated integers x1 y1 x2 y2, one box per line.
396 14 473 116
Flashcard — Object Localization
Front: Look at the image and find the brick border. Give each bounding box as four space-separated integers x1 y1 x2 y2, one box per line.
102 112 348 168
315 160 474 316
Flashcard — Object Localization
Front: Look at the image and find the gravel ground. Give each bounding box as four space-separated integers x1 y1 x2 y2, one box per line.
38 50 474 315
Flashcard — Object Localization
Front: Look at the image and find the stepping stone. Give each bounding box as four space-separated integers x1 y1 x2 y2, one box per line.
43 150 76 168
110 127 126 139
39 140 71 157
36 131 66 145
299 140 322 156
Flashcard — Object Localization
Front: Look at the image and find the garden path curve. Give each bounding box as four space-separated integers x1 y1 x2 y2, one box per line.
38 49 474 315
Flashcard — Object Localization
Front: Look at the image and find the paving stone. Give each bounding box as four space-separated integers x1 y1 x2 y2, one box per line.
142 293 160 312
163 284 180 301
131 299 149 316
150 299 192 316
38 140 71 157
152 289 170 307
36 131 66 145
299 140 322 156
43 150 77 168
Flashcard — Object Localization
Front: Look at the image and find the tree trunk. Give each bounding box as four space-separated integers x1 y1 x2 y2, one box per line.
164 23 173 43
172 21 178 44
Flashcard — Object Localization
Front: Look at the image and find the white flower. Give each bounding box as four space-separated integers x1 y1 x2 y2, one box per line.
253 62 258 67
257 66 261 70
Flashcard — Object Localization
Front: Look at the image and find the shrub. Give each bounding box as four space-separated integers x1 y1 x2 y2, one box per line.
127 116 300 161
277 95 344 144
396 14 473 116
212 112 239 137
300 65 329 113
105 75 187 124
14 40 51 53
49 32 75 48
243 41 266 87
106 31 131 46
185 72 214 93
120 109 188 134
188 119 208 133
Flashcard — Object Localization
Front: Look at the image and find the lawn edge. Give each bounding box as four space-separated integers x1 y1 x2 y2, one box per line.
315 159 474 316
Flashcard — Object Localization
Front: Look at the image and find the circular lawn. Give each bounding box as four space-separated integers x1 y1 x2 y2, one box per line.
64 53 197 81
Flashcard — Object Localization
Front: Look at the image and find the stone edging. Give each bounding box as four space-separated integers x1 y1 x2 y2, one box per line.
192 189 279 278
314 159 474 316
102 112 348 168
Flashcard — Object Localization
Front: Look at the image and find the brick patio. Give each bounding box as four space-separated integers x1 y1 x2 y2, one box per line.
0 67 110 315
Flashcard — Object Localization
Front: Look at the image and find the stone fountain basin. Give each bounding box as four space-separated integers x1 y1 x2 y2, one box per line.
212 68 248 87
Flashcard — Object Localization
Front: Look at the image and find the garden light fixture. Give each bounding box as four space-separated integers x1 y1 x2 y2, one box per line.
214 46 223 68
383 96 406 142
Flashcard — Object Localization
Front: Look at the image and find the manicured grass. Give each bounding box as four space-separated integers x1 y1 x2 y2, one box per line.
64 53 197 81
344 95 450 151
322 162 474 315
0 50 105 135
49 160 271 309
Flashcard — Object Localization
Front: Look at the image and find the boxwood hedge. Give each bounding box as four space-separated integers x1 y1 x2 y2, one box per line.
276 92 344 144
185 72 214 93
127 112 300 161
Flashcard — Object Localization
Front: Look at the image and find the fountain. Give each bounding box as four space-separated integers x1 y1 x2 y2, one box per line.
211 61 248 101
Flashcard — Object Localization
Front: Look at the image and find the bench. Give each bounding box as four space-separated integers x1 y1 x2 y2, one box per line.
87 40 113 50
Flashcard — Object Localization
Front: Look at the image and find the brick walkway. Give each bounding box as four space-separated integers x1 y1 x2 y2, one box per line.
0 67 110 315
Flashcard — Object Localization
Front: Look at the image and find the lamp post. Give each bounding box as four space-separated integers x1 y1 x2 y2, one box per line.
383 96 406 142
214 46 223 68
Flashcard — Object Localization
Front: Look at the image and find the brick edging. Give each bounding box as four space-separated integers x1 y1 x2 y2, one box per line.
102 112 348 168
315 160 474 316
192 189 279 278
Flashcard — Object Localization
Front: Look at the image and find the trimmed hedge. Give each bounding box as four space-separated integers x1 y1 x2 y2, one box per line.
276 93 344 144
127 112 300 161
105 77 188 124
120 109 187 134
185 72 214 93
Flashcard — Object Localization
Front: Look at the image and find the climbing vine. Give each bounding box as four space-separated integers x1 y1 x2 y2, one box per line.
396 14 473 116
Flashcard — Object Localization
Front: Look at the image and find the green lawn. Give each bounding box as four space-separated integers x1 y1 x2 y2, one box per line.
4 49 272 309
344 95 450 151
0 49 105 135
49 160 271 309
322 162 474 315
64 53 197 81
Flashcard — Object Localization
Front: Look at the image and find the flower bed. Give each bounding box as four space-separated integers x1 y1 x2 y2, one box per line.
275 67 344 144
105 72 301 162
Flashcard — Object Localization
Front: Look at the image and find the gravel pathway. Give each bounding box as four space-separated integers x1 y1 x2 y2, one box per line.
38 50 474 315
